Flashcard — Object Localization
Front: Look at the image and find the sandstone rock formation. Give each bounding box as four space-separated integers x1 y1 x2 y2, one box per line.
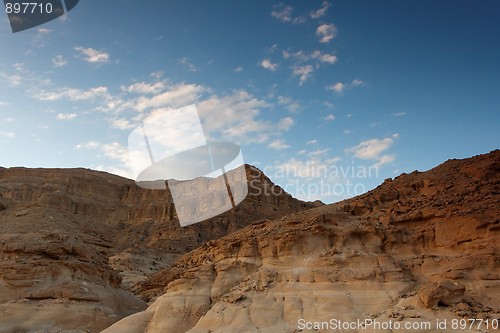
105 150 499 333
0 165 312 332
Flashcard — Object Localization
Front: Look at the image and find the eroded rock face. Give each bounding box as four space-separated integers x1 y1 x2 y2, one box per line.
0 165 313 332
107 150 499 333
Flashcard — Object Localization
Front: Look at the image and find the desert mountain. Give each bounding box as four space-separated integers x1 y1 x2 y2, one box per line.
105 150 499 333
0 165 314 332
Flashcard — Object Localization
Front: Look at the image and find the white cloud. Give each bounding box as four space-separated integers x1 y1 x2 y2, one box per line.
150 71 164 79
374 154 396 168
76 141 100 149
311 50 337 64
0 102 9 107
0 72 22 86
134 83 207 111
266 44 279 54
283 50 337 65
325 114 335 121
52 55 68 67
345 136 398 167
393 112 407 116
234 66 243 73
327 82 344 94
352 79 365 86
271 4 305 24
125 81 166 94
74 46 110 64
37 86 110 101
268 139 290 150
32 28 52 46
281 50 336 84
271 5 292 22
278 117 294 131
13 63 24 71
110 118 135 130
178 57 198 72
323 101 334 109
306 139 317 145
292 65 314 85
278 96 300 113
308 148 329 158
76 141 135 178
316 23 337 43
261 59 278 71
0 131 15 138
56 113 77 120
310 1 331 19
283 50 309 62
197 91 270 143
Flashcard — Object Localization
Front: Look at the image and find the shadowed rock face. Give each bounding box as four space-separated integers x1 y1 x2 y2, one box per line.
106 150 499 333
0 165 315 332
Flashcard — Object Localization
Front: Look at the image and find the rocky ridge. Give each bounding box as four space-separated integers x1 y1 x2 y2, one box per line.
0 165 313 332
105 150 499 333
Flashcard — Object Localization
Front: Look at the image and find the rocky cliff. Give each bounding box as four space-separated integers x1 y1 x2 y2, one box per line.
104 150 499 333
0 165 314 332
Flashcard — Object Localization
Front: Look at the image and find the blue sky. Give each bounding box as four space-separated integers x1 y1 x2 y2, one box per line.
0 0 499 203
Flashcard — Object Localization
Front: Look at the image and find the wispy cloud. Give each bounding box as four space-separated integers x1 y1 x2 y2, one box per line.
261 59 278 71
32 28 52 46
266 44 279 54
310 1 331 19
393 112 407 116
324 114 335 121
277 96 300 113
110 118 135 130
345 134 399 167
0 131 15 138
56 113 77 120
292 65 314 85
281 49 336 84
278 116 294 131
178 57 198 72
52 55 68 67
326 82 345 94
283 49 337 64
0 72 22 86
74 46 110 64
316 23 337 43
234 66 243 73
197 91 270 143
311 50 337 64
306 139 317 145
268 139 290 150
327 80 365 95
134 83 206 111
36 86 110 102
352 79 365 87
271 4 305 24
76 141 134 178
124 81 166 94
